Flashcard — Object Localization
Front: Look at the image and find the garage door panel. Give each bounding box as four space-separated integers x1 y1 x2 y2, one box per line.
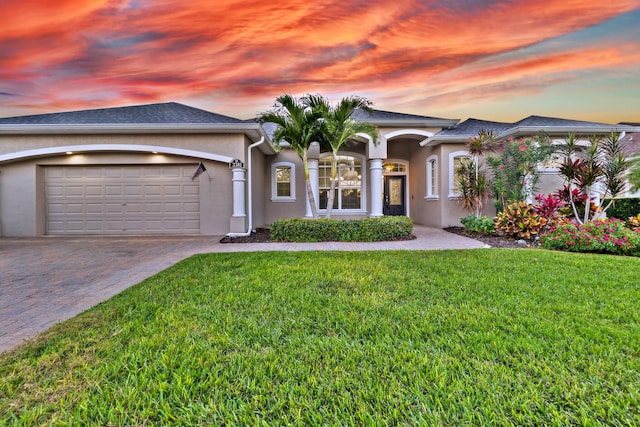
65 186 85 197
183 184 199 196
85 186 104 197
66 203 85 214
144 185 163 196
45 165 200 235
105 169 123 178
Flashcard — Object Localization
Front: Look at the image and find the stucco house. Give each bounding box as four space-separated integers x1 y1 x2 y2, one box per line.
0 102 637 237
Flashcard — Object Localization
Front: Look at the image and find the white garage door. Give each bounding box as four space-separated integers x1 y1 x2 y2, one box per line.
45 165 200 235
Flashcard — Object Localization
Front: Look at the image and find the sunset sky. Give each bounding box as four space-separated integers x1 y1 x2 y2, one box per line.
1 0 639 123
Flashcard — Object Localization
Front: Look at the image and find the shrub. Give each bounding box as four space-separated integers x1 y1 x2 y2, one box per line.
494 201 547 239
604 198 640 220
270 216 413 242
486 133 556 211
460 215 495 234
541 218 640 256
627 214 640 232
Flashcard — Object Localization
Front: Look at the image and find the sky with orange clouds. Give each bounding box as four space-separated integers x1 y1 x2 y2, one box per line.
1 0 639 123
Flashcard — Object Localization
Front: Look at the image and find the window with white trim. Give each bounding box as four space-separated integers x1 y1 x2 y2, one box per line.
319 154 363 210
449 151 471 197
271 162 295 201
426 155 438 199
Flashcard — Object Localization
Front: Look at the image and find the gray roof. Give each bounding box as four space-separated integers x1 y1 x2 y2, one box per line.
434 118 512 138
352 108 459 128
511 115 621 130
621 132 640 157
422 114 636 146
0 102 244 125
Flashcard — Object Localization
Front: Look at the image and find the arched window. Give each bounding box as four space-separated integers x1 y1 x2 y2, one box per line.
271 162 296 201
426 155 438 199
319 154 364 211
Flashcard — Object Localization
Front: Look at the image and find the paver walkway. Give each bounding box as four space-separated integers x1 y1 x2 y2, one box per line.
0 226 487 353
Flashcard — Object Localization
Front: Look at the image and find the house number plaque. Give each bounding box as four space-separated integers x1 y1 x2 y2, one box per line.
229 159 244 169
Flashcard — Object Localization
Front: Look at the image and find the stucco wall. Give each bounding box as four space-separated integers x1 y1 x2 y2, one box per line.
263 150 306 225
0 133 246 160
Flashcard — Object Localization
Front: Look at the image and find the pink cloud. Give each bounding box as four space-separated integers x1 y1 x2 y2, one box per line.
0 0 638 120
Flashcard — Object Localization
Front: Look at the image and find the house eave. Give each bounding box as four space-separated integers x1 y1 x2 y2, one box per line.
419 135 468 146
498 125 633 139
0 123 277 153
369 119 460 129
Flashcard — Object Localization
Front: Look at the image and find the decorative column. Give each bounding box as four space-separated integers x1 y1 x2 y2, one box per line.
370 158 383 217
305 142 321 218
229 165 246 232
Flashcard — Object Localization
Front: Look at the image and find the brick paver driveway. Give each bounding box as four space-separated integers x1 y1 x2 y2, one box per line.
0 236 221 353
0 227 485 353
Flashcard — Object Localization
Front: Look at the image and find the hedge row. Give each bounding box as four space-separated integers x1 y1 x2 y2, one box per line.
270 216 414 242
604 198 640 220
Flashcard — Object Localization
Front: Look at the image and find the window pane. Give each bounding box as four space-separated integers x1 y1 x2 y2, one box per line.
341 189 361 209
276 182 290 197
453 156 470 194
319 154 362 210
275 166 291 197
429 160 437 195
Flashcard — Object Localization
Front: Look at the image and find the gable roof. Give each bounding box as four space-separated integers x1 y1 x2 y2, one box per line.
432 118 512 137
0 102 244 125
502 115 631 138
421 115 636 146
0 102 270 143
352 108 459 128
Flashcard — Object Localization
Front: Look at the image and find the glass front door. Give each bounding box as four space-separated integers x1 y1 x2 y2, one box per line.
383 176 406 216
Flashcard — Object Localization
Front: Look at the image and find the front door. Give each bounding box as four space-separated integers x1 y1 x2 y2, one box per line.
383 176 406 216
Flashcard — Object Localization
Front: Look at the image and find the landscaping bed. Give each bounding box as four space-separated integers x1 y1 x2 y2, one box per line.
444 226 540 249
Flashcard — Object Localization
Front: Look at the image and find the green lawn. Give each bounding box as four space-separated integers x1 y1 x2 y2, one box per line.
1 249 639 425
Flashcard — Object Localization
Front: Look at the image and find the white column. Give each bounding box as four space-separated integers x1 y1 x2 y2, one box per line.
370 159 383 217
305 159 319 218
231 166 246 218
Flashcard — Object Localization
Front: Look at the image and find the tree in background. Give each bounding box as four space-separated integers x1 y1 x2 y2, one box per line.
557 132 627 224
461 130 495 216
486 133 556 211
303 94 379 218
258 94 323 219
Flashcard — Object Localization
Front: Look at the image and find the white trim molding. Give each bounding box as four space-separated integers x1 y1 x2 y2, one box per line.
425 154 439 200
0 144 235 164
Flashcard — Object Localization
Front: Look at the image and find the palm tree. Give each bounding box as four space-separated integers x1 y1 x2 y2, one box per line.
258 94 323 219
466 129 495 216
303 94 379 218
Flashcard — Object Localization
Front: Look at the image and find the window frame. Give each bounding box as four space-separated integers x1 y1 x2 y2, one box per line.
425 155 439 200
318 152 367 213
271 162 296 202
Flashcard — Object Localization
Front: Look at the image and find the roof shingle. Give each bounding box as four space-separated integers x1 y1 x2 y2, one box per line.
0 102 244 125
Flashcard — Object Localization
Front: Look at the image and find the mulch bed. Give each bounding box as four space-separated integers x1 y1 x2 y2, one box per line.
444 227 540 249
221 226 539 248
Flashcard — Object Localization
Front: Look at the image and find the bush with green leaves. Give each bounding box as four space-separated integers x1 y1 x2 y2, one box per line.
460 215 495 234
604 198 640 220
494 201 548 239
270 216 413 242
541 218 640 256
486 133 556 211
